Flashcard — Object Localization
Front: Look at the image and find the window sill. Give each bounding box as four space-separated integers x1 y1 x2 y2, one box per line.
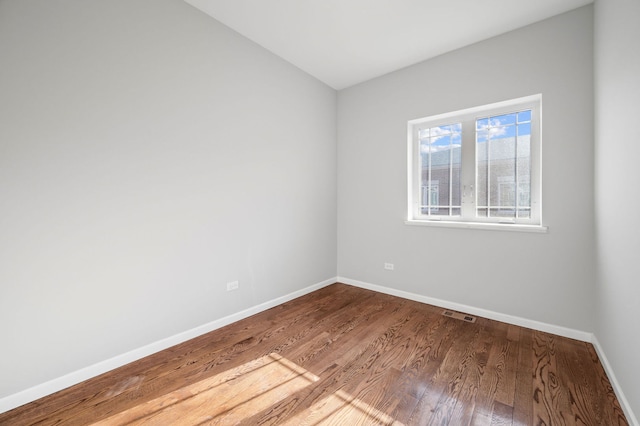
405 219 548 233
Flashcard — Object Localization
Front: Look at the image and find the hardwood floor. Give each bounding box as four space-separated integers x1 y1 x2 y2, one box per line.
0 283 628 425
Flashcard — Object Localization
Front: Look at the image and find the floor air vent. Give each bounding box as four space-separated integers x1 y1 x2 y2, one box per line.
442 310 477 323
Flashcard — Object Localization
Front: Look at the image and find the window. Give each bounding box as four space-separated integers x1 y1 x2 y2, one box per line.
407 95 544 231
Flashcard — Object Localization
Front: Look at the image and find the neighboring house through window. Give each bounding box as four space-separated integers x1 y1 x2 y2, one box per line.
421 180 440 214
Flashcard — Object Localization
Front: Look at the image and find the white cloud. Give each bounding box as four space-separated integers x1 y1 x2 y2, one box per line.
419 125 461 144
477 118 509 137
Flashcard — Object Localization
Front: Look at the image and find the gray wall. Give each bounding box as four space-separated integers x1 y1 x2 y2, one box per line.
337 6 596 332
0 0 337 398
594 0 640 419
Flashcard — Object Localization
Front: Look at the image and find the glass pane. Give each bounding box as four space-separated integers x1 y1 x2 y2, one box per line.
517 122 531 137
517 125 531 218
517 208 531 219
434 124 452 136
492 113 516 126
516 180 531 219
419 123 462 217
431 208 449 216
517 110 531 123
492 148 516 219
476 132 489 209
476 111 531 220
491 125 516 139
451 138 461 208
477 118 489 130
489 207 515 218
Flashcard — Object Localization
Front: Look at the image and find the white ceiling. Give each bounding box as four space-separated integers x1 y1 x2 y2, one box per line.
185 0 593 90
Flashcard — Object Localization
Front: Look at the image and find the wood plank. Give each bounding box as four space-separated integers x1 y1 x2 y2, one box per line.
585 343 628 425
405 317 482 424
0 283 629 426
532 331 574 425
490 401 514 426
513 326 534 425
469 324 511 426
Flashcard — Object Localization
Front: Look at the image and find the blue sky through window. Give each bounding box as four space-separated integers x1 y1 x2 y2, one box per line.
419 124 461 154
476 110 532 141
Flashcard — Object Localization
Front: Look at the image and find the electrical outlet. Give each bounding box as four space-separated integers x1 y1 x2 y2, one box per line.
226 281 239 291
384 263 394 271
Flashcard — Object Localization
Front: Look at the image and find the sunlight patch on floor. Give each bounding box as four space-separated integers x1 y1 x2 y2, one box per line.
92 353 319 425
281 389 405 425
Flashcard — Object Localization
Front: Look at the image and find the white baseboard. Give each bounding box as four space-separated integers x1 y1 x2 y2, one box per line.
339 276 593 341
591 336 639 426
0 277 337 414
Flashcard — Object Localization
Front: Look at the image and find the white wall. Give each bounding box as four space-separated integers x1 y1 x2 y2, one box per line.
337 7 596 332
594 0 640 420
0 0 336 399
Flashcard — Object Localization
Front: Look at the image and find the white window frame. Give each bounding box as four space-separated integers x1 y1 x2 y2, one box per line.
406 94 547 233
